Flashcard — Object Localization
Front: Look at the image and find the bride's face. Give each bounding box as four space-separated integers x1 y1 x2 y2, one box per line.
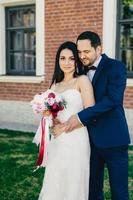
59 49 76 75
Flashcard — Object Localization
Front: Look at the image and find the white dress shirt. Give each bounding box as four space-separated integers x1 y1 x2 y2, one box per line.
87 55 102 82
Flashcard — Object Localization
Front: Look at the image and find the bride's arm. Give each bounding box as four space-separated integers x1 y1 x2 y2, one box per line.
77 75 95 108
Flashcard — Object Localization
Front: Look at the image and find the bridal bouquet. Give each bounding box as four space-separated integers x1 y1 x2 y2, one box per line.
31 89 67 169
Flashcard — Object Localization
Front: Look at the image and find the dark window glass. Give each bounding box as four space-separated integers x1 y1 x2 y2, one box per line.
6 5 36 75
120 0 133 19
117 0 133 77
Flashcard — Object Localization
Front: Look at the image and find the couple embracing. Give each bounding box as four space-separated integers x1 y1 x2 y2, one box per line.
37 31 130 200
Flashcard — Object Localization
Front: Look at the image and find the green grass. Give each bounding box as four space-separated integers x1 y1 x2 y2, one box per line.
0 129 44 200
0 129 133 200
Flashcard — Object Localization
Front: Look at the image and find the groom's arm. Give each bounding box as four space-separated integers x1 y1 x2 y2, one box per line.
79 61 127 126
65 61 127 132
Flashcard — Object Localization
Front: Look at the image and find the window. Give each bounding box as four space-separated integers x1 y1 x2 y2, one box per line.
117 0 133 77
6 5 36 75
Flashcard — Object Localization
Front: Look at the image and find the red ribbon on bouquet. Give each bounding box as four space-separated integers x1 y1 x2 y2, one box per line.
36 117 45 166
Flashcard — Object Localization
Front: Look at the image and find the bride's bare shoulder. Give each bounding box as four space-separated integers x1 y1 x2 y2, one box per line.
76 75 92 93
77 75 91 84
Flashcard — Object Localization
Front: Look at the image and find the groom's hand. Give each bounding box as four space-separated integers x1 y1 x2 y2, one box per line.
64 115 82 133
53 123 66 138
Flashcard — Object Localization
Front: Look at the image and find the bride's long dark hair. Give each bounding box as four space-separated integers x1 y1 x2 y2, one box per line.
50 41 83 88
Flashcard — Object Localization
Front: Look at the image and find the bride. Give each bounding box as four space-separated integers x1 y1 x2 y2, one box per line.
38 41 95 200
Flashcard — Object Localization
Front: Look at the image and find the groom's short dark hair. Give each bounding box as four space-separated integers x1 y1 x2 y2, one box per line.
77 31 101 49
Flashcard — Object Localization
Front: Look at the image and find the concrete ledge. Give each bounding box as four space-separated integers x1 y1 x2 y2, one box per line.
0 75 44 83
0 121 37 133
0 100 40 133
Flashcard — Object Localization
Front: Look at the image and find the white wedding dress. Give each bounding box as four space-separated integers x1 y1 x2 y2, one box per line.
38 89 90 200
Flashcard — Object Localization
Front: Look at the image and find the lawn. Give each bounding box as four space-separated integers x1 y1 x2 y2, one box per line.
0 129 133 200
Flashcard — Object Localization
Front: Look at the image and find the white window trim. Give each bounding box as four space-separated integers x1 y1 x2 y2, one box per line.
102 0 133 86
102 0 117 58
127 79 133 87
0 0 45 83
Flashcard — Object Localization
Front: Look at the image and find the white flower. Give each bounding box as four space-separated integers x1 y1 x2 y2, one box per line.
47 98 55 106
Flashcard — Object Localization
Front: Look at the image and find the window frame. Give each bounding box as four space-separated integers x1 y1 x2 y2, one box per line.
0 0 45 83
6 4 36 76
116 0 133 78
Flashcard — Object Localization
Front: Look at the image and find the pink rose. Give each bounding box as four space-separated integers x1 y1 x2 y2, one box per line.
48 92 55 98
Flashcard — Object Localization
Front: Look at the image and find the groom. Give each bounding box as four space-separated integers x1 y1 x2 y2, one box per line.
64 31 130 200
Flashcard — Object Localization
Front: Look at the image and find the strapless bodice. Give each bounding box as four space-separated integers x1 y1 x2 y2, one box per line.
57 89 83 123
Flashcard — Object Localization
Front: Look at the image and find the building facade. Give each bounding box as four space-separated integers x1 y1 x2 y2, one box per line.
0 0 133 136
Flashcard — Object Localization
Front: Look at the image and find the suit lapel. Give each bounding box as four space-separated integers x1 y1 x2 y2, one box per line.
92 54 107 86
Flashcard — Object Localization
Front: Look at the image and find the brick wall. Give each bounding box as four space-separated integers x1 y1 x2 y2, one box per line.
45 0 103 89
0 0 132 108
124 87 133 108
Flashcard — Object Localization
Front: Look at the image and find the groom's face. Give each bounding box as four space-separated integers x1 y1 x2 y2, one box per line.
77 39 101 67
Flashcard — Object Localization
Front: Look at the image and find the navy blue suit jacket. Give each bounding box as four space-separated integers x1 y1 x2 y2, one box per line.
78 54 130 148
